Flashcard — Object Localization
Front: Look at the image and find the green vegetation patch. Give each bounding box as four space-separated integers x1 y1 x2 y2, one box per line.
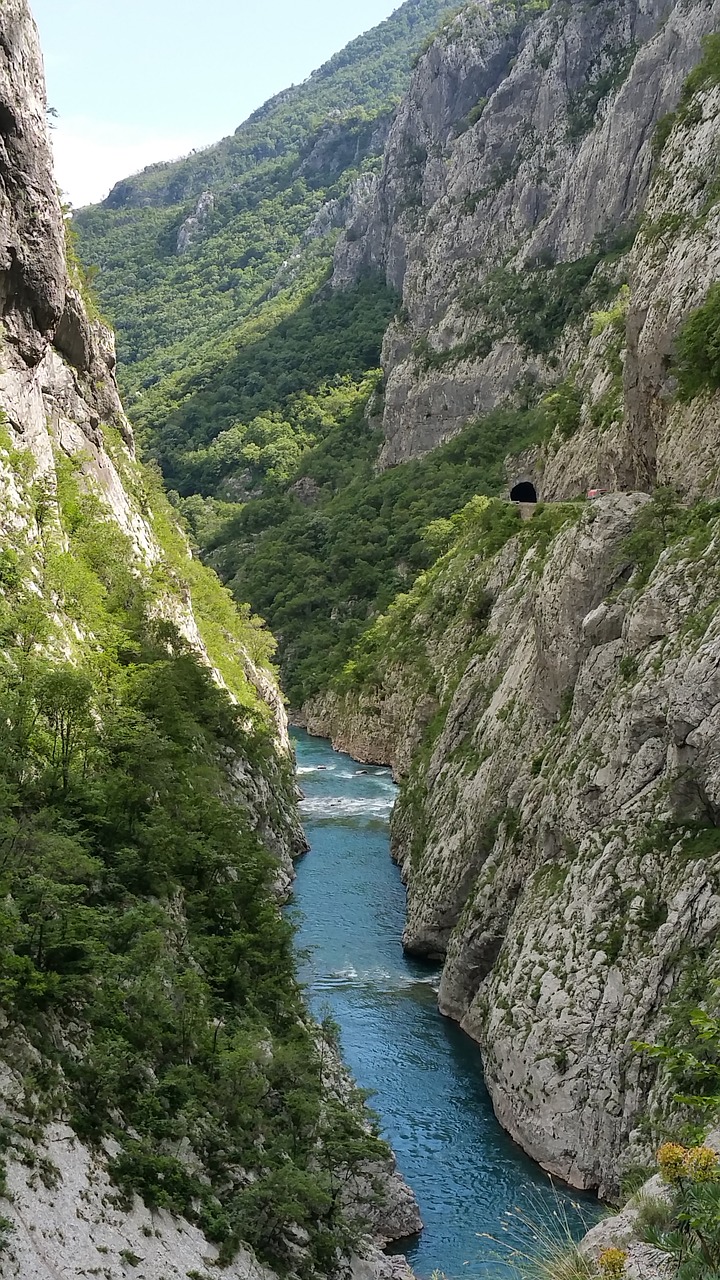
210 400 562 707
634 977 720 1280
0 452 386 1273
675 282 720 402
152 275 398 496
335 495 523 695
459 233 633 356
653 32 720 156
622 489 720 589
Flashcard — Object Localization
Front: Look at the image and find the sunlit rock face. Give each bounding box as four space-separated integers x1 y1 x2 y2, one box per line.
333 0 720 493
304 489 720 1196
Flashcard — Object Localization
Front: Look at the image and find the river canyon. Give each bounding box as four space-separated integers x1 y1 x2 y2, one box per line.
292 731 599 1277
1 0 719 1277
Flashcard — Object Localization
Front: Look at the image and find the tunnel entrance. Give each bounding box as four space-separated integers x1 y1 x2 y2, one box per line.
510 481 537 503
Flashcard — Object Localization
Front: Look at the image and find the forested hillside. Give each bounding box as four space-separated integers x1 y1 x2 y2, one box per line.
76 0 720 727
208 395 567 705
74 0 459 440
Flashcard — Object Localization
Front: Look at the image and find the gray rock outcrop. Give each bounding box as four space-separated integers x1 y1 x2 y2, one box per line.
176 189 215 253
0 1106 278 1280
331 0 720 494
0 0 66 363
305 493 720 1195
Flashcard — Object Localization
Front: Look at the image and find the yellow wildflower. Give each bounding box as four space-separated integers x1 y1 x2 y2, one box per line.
598 1247 628 1279
657 1141 688 1184
683 1145 719 1182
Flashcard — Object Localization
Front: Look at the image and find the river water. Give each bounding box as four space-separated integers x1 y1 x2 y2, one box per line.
291 729 599 1278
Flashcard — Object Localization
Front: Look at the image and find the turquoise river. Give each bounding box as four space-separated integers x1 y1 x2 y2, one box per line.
291 729 600 1278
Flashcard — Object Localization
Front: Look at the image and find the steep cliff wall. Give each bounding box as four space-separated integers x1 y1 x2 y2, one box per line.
333 0 720 497
298 0 720 1217
306 491 720 1196
0 6 420 1276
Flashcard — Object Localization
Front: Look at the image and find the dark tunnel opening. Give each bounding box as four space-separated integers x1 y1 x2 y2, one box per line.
510 482 537 503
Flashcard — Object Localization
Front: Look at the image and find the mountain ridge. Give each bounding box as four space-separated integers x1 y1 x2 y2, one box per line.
72 0 461 497
97 0 461 211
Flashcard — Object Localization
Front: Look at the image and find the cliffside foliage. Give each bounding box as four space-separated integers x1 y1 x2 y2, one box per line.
335 495 583 699
503 1134 720 1280
636 1138 720 1279
146 273 398 495
654 32 720 155
0 436 386 1273
676 282 720 401
621 488 720 587
206 404 559 707
640 984 720 1126
459 238 631 357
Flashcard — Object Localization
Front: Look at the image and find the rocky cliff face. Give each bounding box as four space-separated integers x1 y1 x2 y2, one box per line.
332 0 720 497
297 0 720 1214
428 495 720 1196
0 6 420 1276
306 490 720 1195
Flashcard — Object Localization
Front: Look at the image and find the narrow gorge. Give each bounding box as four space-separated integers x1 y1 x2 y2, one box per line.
1 0 719 1278
292 729 599 1276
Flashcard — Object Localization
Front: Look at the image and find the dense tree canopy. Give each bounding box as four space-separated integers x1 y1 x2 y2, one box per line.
0 433 387 1272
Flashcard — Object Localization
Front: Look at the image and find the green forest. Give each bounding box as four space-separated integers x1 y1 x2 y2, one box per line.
73 0 482 710
202 390 565 706
0 429 387 1272
73 0 459 433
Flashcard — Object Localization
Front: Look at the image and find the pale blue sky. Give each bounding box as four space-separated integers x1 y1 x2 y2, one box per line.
31 0 403 206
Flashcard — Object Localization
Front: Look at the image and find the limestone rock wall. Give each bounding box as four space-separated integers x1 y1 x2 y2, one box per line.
332 0 720 495
0 0 66 363
306 495 720 1195
0 1119 416 1280
298 678 439 782
0 1097 277 1280
0 0 308 879
440 503 720 1195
